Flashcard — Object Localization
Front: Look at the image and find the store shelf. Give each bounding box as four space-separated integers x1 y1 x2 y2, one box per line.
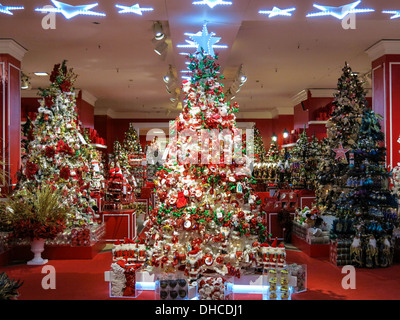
308 121 328 125
91 143 107 149
282 143 296 148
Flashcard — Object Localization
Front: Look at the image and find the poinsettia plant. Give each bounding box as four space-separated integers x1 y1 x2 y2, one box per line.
2 184 70 241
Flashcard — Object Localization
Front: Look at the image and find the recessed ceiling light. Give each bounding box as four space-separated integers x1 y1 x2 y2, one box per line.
34 72 49 76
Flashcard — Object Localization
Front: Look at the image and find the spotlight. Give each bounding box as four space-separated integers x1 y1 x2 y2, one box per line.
283 128 289 139
153 21 164 40
238 64 247 85
164 65 174 83
21 72 30 90
154 41 168 55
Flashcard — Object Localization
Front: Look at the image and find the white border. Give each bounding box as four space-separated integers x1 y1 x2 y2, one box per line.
9 62 21 187
102 212 136 242
389 62 400 169
300 197 316 209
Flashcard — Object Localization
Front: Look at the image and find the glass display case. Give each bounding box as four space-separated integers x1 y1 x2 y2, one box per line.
197 274 234 300
262 266 293 300
109 262 143 298
155 273 196 300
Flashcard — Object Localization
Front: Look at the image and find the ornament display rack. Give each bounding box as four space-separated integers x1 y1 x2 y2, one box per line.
103 179 135 211
129 155 147 197
329 239 352 266
291 224 330 258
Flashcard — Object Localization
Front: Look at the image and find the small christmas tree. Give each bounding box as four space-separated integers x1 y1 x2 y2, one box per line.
267 140 280 163
123 123 144 156
17 61 103 228
104 141 135 210
253 125 266 163
121 124 146 196
315 62 366 214
291 130 322 190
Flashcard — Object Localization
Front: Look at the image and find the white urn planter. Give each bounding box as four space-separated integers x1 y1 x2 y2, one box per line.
27 238 48 265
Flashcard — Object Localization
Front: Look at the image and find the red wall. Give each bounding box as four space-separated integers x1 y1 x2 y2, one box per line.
22 90 95 128
21 97 41 122
94 116 295 156
76 91 95 129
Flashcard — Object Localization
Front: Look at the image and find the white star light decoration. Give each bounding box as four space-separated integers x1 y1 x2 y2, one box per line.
259 6 296 18
0 3 24 15
382 10 400 19
35 0 105 19
332 143 350 162
306 1 374 19
177 24 227 57
192 0 232 9
115 3 153 15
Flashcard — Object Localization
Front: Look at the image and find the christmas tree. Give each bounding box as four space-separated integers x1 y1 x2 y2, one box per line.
17 61 103 228
291 130 309 189
123 123 144 157
104 141 135 210
335 108 398 268
267 140 280 163
315 63 366 214
253 125 266 163
291 130 322 190
142 30 274 281
121 124 146 195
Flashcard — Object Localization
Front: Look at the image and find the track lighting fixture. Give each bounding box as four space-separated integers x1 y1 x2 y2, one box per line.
154 41 168 55
153 21 164 40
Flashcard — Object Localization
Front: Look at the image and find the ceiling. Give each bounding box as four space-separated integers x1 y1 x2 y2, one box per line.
2 0 400 119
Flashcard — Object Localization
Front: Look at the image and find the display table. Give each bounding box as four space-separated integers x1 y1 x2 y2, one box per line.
8 225 106 261
102 209 137 242
291 234 330 258
0 249 11 266
10 242 106 261
294 190 315 209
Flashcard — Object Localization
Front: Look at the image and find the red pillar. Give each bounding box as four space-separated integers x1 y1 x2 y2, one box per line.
0 39 27 193
366 40 400 169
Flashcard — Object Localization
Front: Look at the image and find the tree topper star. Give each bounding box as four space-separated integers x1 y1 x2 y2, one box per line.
0 4 24 15
178 24 227 57
332 143 350 161
192 0 232 9
35 0 106 19
115 4 153 15
306 1 374 19
382 10 400 19
259 6 296 18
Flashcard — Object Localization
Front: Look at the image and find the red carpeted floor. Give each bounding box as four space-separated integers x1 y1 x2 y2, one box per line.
1 248 400 300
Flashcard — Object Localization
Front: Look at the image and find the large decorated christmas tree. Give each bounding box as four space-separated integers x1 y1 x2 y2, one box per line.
142 26 275 281
336 108 398 267
315 63 366 214
17 61 104 228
